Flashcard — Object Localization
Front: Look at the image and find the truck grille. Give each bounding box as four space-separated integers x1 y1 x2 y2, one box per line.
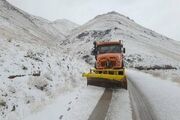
101 61 116 68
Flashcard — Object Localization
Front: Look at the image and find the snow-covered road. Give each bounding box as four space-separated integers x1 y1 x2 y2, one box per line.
88 89 113 120
25 86 104 120
128 80 153 120
24 86 132 120
24 69 180 120
105 89 132 120
127 69 180 120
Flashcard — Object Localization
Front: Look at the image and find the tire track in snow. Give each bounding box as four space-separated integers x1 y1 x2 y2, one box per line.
88 88 112 120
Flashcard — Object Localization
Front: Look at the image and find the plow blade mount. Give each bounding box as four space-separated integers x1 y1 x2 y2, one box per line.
82 69 127 89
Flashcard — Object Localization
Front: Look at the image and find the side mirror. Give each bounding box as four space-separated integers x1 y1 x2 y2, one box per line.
123 48 125 53
92 41 97 55
91 49 97 55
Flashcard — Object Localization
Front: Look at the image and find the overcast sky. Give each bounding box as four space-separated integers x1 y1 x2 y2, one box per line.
7 0 180 41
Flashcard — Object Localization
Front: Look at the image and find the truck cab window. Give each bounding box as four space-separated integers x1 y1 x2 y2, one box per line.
97 45 121 54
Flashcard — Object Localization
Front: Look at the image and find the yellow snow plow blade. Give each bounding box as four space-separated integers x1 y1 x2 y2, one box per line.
82 69 127 89
82 70 125 80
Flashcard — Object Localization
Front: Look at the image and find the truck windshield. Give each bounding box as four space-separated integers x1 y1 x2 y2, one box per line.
97 45 121 54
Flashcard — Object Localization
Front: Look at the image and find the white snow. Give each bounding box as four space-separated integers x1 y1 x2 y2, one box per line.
127 69 180 120
143 69 180 84
0 39 89 120
105 89 132 120
52 19 79 36
24 87 133 120
25 86 104 120
0 1 89 119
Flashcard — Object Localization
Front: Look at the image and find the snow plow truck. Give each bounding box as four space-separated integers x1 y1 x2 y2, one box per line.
82 40 127 89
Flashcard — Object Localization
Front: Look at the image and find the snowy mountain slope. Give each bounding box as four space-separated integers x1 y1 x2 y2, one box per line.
0 0 66 46
62 11 180 68
0 39 88 120
52 19 79 36
0 0 88 119
30 16 66 40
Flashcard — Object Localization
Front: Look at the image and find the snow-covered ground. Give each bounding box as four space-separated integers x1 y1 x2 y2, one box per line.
143 70 180 84
128 69 180 120
0 1 88 119
24 86 104 120
105 89 132 120
0 39 89 120
24 86 133 120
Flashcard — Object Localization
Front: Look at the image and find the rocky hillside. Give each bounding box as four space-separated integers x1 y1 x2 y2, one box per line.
62 11 180 69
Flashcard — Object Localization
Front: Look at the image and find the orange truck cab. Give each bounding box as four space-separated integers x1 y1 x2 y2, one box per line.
82 40 127 89
91 40 125 69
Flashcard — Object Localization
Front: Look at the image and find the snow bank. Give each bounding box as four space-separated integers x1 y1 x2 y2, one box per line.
127 69 180 120
143 69 180 84
0 39 88 120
